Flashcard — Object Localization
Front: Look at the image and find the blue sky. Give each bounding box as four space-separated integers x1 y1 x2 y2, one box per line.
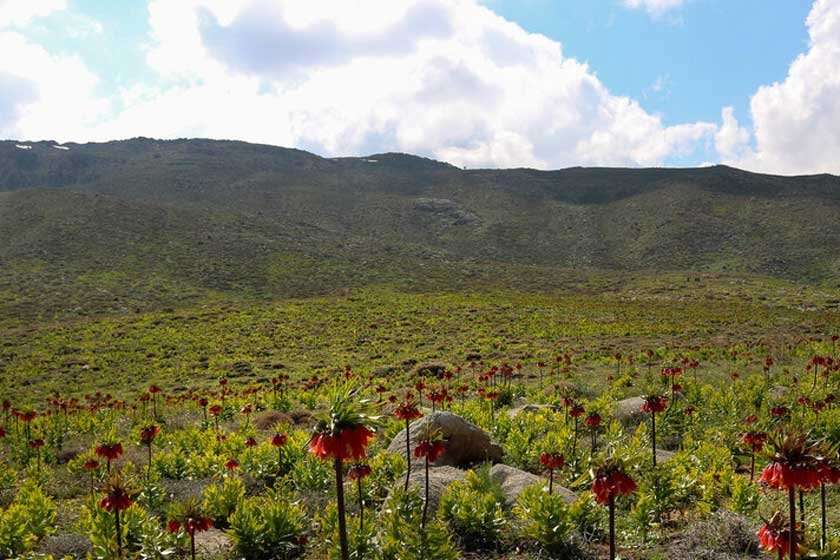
489 0 812 126
1 0 838 174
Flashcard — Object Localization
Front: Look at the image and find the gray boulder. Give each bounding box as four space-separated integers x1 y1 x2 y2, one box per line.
387 412 503 467
614 396 646 425
405 466 467 515
489 464 575 506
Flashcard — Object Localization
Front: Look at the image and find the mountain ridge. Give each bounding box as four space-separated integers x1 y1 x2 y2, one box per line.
1 137 838 325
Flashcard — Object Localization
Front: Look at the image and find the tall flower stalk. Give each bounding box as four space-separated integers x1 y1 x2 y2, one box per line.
591 458 637 560
168 497 213 560
414 426 445 530
99 472 136 558
309 385 376 560
641 395 668 467
540 452 564 494
760 431 822 560
347 463 372 533
139 425 160 480
394 398 422 492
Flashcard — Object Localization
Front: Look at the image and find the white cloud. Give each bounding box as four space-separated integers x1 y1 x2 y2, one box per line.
621 0 686 17
724 0 840 175
714 106 749 161
76 0 716 169
0 31 109 140
0 0 66 27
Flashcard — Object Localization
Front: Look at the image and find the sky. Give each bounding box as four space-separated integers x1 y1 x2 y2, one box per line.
1 0 839 175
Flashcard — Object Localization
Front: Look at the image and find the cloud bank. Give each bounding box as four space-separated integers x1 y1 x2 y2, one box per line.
0 0 838 175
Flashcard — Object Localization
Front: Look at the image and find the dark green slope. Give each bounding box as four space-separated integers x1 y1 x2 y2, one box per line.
1 138 838 324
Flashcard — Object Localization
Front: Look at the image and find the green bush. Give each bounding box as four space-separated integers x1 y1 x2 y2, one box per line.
228 492 307 559
514 484 578 557
202 475 245 526
438 467 506 550
0 504 35 558
379 488 458 560
0 481 56 557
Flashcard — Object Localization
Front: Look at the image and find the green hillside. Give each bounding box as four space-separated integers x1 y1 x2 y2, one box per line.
1 138 839 326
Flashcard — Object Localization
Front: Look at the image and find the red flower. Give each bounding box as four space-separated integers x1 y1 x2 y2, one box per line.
394 401 422 421
184 517 213 535
539 452 565 470
818 461 840 484
209 404 222 416
0 427 5 438
139 425 160 445
309 425 374 461
100 483 133 512
167 520 181 534
83 459 100 471
759 433 823 491
148 385 161 394
761 462 822 490
569 404 585 418
591 467 637 505
641 395 668 414
757 512 796 558
771 406 789 418
414 440 446 463
741 431 767 452
225 458 240 471
743 414 758 425
95 442 124 461
585 412 602 428
347 463 372 480
271 433 288 447
29 438 45 449
244 437 257 448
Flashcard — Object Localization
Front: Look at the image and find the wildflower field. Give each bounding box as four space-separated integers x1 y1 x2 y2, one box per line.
0 281 838 560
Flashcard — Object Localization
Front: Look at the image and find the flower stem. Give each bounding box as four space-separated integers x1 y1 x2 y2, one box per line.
115 509 122 558
334 457 349 560
422 455 430 530
651 411 657 467
821 482 827 551
404 419 411 492
788 485 797 560
608 495 616 560
357 477 364 533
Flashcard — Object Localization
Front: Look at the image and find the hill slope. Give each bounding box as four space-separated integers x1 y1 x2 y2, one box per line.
1 138 839 323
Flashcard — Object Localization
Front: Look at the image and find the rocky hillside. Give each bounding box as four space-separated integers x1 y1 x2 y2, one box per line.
1 138 838 321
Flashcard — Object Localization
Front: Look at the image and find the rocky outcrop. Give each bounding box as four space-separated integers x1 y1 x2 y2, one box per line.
489 464 575 506
386 412 503 467
614 396 646 425
405 466 467 515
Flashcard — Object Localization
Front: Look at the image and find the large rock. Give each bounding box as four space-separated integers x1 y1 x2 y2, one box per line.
387 412 504 467
405 466 467 515
614 396 646 425
489 464 575 506
195 528 233 557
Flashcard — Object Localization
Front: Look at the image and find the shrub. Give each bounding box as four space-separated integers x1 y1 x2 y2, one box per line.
83 502 175 560
318 504 378 560
728 475 759 515
379 488 458 560
0 481 56 557
438 467 506 550
514 484 579 557
228 492 306 559
0 504 34 557
201 476 245 526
